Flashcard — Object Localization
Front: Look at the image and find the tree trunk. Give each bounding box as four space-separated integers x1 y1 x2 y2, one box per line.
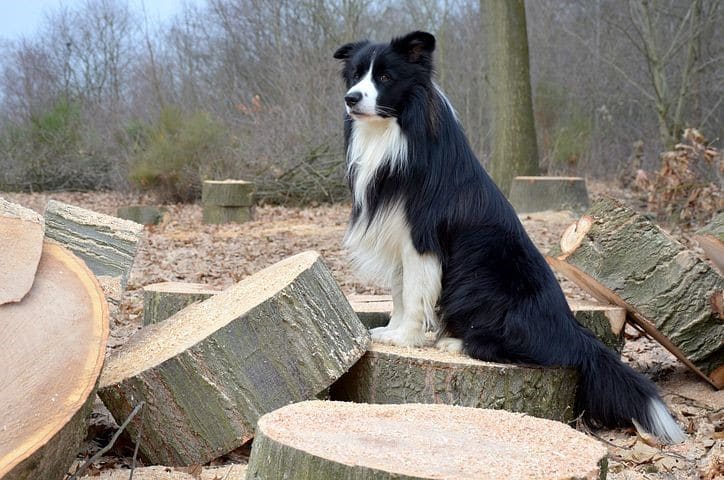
508 176 590 213
548 197 723 389
482 0 540 195
142 281 220 325
246 401 608 480
0 242 108 480
98 252 369 466
0 198 44 304
330 339 578 422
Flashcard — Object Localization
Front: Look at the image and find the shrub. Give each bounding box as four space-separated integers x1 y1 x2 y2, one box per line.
129 107 235 203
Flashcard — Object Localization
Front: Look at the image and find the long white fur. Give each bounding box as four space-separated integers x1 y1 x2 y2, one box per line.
344 63 443 348
632 399 686 444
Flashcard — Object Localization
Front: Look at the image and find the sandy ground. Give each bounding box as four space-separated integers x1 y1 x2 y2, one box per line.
2 185 721 480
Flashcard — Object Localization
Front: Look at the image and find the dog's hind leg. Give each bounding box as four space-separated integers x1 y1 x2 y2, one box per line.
370 242 441 347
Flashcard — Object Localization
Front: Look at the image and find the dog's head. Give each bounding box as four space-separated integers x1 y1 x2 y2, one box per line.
333 31 435 121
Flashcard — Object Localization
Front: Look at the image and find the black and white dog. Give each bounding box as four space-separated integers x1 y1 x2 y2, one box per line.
334 31 684 443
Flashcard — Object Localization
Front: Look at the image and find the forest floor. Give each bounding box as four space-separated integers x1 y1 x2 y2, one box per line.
3 181 721 480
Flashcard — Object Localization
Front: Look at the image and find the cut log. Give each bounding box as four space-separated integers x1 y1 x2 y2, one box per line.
98 251 369 466
77 465 247 480
348 294 626 353
509 176 590 213
0 242 108 480
202 204 254 224
548 197 724 389
44 200 144 289
0 198 44 305
330 336 577 421
246 401 608 480
202 179 255 206
694 212 724 273
142 281 221 325
116 205 167 226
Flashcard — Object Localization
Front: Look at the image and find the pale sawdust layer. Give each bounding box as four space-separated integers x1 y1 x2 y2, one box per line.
259 401 607 480
2 186 722 479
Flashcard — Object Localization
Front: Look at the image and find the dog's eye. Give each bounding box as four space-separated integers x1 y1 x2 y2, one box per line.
378 73 391 83
352 72 360 81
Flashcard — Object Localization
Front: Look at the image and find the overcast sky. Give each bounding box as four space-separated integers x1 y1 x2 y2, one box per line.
0 0 201 41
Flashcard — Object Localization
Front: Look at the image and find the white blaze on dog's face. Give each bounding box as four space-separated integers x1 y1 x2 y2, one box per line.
344 60 378 118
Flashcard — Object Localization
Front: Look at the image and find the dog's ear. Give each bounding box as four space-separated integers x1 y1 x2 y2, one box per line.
333 40 369 60
392 31 435 63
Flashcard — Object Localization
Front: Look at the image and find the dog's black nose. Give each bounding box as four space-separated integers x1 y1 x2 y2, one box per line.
345 91 363 107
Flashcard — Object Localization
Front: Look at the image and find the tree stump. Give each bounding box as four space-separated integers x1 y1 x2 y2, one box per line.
547 197 724 389
44 200 144 289
330 336 577 421
509 176 590 213
0 242 108 480
246 401 608 480
142 281 221 325
116 205 167 226
202 180 255 225
0 198 44 304
347 294 626 353
98 251 369 466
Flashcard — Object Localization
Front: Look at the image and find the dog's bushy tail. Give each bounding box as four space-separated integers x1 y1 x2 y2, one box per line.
575 332 685 443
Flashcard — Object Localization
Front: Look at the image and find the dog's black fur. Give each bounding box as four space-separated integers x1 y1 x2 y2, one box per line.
334 31 683 442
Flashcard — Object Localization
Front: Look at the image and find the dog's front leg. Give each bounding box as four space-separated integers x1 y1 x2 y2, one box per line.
370 243 440 347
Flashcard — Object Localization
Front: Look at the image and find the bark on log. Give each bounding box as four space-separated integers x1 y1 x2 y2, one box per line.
0 198 44 304
347 294 626 353
548 197 724 389
201 205 254 224
142 281 220 325
330 337 577 422
246 401 608 480
202 180 255 206
98 251 369 466
44 200 144 289
509 176 590 213
0 242 109 480
116 205 167 226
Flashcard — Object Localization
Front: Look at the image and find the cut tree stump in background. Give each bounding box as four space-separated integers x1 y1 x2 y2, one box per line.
0 242 108 480
548 197 724 389
116 205 167 226
246 401 608 480
508 176 590 213
44 200 144 289
142 281 220 325
348 294 626 353
694 212 724 273
330 337 577 421
202 180 255 225
0 198 44 305
98 251 369 466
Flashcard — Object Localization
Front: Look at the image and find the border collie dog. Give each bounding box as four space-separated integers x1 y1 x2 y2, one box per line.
333 31 684 443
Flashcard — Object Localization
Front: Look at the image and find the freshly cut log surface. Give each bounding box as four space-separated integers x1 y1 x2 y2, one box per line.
98 251 369 466
246 401 608 480
0 242 109 480
0 197 44 304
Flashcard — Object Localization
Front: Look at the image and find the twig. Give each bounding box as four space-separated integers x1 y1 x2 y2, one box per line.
67 401 145 480
129 403 146 480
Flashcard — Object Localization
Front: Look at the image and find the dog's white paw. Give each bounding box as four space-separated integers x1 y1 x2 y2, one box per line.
435 336 463 354
370 326 425 347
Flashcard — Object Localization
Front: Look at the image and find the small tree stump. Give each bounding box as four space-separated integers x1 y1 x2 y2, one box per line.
348 294 626 353
116 205 167 226
142 281 221 325
98 251 369 466
246 401 608 480
45 200 144 289
202 180 255 225
509 176 590 213
0 242 108 480
330 337 577 421
0 198 44 304
548 197 724 389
